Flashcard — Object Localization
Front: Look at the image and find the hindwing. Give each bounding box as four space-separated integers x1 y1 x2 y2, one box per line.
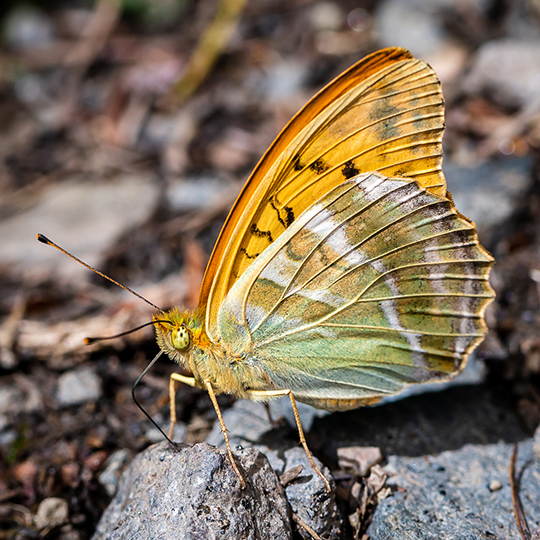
218 173 494 410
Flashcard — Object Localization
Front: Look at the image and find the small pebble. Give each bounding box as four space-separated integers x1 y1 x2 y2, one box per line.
337 446 382 477
0 386 21 415
98 449 131 497
34 497 69 530
4 5 55 51
489 480 503 492
56 367 102 406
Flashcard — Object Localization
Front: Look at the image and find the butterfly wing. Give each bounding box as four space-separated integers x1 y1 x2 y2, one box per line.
201 48 446 339
217 173 494 410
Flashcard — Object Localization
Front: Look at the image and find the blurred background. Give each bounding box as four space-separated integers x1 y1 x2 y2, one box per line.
0 0 540 538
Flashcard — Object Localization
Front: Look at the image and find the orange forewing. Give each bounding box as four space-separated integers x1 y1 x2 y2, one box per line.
200 47 446 339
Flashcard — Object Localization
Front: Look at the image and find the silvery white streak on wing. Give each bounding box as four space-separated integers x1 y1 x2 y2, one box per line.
425 272 463 280
305 208 340 239
224 295 244 326
294 287 347 308
425 230 482 358
358 173 393 198
306 209 372 274
259 249 300 288
422 237 477 252
455 256 480 358
245 303 270 329
415 209 455 229
244 197 344 334
260 210 346 293
371 259 426 361
422 238 447 296
423 234 465 359
245 296 305 337
312 326 338 339
260 312 304 337
384 183 424 209
344 249 368 266
288 220 368 298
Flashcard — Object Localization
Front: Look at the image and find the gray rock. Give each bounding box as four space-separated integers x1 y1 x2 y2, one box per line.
375 0 448 57
463 39 540 109
204 398 324 480
143 418 187 445
502 2 540 41
205 400 341 539
261 60 308 102
206 398 326 450
56 366 102 406
98 449 132 498
270 397 329 433
0 386 21 416
166 176 236 213
369 440 540 540
205 400 275 450
1 176 158 280
444 156 533 243
92 442 292 540
281 448 341 540
0 378 43 430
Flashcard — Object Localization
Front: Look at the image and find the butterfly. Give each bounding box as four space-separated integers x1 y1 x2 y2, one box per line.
150 47 495 490
42 47 494 492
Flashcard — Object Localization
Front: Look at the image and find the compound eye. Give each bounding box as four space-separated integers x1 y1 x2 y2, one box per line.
170 325 191 351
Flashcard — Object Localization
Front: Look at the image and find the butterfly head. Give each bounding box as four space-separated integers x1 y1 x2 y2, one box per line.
153 307 210 364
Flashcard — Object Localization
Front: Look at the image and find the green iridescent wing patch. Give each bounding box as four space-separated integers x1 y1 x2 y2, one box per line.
218 172 494 410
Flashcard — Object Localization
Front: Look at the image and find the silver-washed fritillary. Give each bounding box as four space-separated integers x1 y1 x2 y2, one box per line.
152 47 494 490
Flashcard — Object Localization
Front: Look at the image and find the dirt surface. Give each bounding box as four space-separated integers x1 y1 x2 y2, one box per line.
1 0 540 538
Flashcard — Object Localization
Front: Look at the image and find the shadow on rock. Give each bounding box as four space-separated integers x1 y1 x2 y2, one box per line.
314 384 527 462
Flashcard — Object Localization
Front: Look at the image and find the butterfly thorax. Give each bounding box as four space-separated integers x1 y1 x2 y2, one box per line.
153 307 272 398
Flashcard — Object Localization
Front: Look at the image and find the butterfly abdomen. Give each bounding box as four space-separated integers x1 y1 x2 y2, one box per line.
187 344 274 399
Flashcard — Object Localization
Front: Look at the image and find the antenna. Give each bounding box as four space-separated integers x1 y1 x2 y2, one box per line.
37 233 162 311
84 319 175 344
38 233 182 448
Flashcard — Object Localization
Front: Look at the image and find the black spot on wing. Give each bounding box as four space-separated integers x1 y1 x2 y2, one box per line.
270 199 295 229
342 160 360 179
310 159 329 174
240 247 259 260
284 206 295 227
292 154 304 171
250 223 274 243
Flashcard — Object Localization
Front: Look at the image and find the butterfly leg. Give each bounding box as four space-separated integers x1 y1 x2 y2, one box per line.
168 372 199 439
247 389 332 492
263 402 282 428
204 380 247 489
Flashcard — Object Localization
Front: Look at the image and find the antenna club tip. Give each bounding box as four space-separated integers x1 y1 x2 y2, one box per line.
84 337 96 345
37 233 51 244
